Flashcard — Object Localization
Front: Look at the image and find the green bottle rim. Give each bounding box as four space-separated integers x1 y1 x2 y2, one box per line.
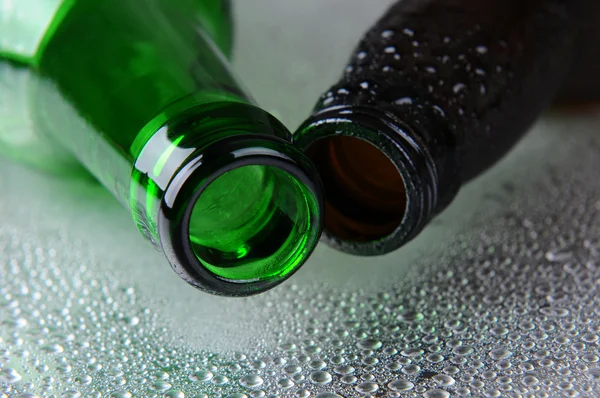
156 133 324 296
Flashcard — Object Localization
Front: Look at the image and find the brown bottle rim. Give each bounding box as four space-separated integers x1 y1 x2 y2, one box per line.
294 105 438 256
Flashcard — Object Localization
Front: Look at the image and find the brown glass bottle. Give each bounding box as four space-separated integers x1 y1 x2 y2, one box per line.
294 0 590 256
555 1 600 104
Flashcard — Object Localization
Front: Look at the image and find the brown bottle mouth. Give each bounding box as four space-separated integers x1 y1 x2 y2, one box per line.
305 136 407 242
294 105 438 256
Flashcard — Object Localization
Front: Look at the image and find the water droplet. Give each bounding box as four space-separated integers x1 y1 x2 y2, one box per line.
453 346 473 356
587 368 600 380
152 380 172 391
388 379 414 391
401 348 424 358
453 83 467 94
426 353 445 363
61 391 82 398
394 97 413 106
398 310 423 322
355 382 378 394
239 375 263 389
488 348 513 360
284 364 301 375
309 371 332 385
521 375 540 386
315 393 343 398
490 326 509 336
582 333 598 343
402 364 421 375
164 391 185 398
75 375 92 385
403 28 415 37
443 366 460 375
225 394 246 398
545 250 572 262
334 365 354 375
540 306 570 317
341 375 357 384
296 389 310 397
357 339 382 350
433 374 455 386
0 368 22 383
212 375 229 385
190 370 213 382
43 344 64 354
278 378 294 389
331 355 345 365
583 354 599 363
234 353 247 361
423 389 450 398
308 359 326 370
155 371 170 380
109 392 132 398
381 30 394 39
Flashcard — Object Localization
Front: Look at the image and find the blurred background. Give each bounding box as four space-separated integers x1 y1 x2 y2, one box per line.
1 0 599 396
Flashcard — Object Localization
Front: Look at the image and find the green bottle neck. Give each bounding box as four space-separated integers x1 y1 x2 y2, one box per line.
0 0 240 181
23 0 246 204
0 0 234 65
195 0 234 59
131 102 324 296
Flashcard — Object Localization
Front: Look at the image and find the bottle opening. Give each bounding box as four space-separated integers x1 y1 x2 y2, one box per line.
306 136 407 242
188 164 320 282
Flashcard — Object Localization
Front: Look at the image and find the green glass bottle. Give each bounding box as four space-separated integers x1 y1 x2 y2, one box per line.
0 0 323 296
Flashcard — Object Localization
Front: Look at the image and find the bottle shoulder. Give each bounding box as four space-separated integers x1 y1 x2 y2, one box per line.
0 0 234 65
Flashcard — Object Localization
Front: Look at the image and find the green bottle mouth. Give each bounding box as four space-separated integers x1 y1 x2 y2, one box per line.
189 164 319 283
156 134 324 296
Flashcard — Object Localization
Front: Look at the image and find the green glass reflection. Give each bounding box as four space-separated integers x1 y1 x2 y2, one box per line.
190 165 319 282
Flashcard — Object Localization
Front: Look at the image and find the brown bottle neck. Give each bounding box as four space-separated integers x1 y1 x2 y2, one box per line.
294 105 447 255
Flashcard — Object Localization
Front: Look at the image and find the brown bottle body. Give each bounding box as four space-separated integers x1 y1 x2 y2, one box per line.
556 1 600 104
294 0 590 255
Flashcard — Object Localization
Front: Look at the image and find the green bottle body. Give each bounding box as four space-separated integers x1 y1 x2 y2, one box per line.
2 0 240 201
0 0 234 175
0 0 323 296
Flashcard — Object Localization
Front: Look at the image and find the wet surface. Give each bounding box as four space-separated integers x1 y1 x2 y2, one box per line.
1 1 599 396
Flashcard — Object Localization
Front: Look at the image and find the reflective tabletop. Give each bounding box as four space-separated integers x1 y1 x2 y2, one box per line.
1 1 599 397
